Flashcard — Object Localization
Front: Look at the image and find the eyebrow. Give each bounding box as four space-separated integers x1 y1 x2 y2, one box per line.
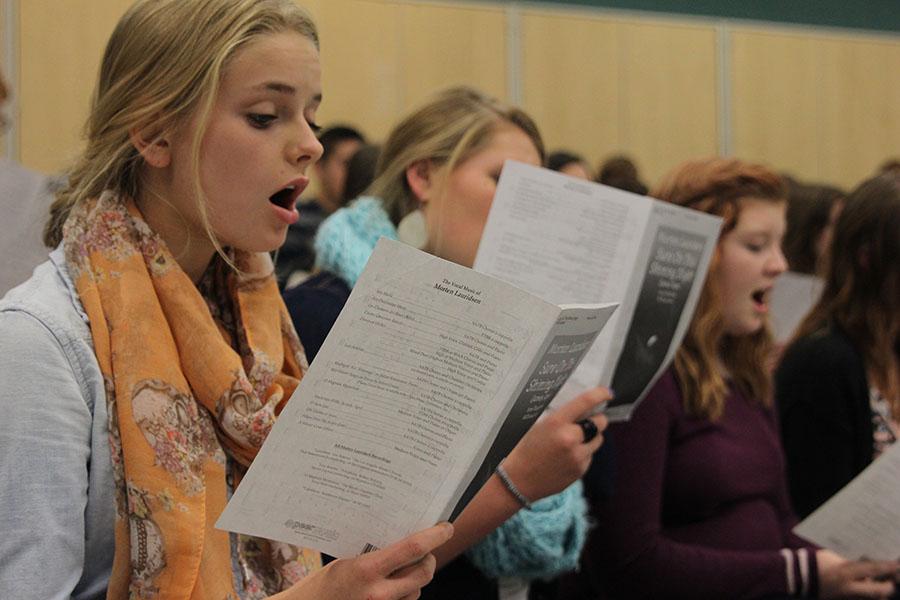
252 82 322 104
254 82 295 95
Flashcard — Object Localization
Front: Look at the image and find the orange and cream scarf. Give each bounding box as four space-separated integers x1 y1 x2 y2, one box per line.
63 192 321 599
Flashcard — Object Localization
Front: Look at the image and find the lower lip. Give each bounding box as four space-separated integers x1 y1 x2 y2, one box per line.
270 202 299 225
753 300 768 314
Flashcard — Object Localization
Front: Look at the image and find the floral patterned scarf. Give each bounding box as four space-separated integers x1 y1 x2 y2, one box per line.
63 192 321 599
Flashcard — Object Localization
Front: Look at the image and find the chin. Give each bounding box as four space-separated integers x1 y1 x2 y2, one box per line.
724 317 764 337
740 321 765 337
235 230 289 255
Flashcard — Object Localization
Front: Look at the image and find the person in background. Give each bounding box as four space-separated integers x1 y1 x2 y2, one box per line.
547 150 592 180
341 143 380 205
311 125 367 213
0 1 451 598
280 143 379 290
284 86 612 600
782 181 844 275
596 154 648 195
555 157 898 600
877 159 900 176
0 69 57 296
276 125 366 287
776 173 900 520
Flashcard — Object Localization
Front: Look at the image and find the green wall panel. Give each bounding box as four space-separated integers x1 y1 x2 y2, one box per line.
490 1 900 34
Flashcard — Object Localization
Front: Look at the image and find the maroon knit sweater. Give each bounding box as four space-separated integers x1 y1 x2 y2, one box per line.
557 369 817 600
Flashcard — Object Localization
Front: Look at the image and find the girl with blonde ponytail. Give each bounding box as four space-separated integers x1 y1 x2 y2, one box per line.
284 86 612 600
0 1 450 598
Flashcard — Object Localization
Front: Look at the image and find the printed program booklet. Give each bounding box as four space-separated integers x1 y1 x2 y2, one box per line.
794 441 900 560
474 160 723 421
217 238 618 557
768 271 824 345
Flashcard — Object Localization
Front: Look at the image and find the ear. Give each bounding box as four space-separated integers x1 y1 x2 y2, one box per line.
405 159 435 204
129 125 171 169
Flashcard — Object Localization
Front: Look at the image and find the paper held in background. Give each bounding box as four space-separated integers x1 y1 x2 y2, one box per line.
474 160 723 421
794 441 900 560
769 271 824 345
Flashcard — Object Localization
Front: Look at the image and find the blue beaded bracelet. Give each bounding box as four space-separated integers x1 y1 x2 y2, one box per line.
495 463 533 509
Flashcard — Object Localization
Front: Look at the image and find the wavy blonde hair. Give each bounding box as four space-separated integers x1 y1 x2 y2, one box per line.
44 0 318 259
790 173 900 414
653 157 786 419
371 86 544 225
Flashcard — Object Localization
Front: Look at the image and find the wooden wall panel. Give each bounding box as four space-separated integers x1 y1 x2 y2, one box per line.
731 30 824 182
616 20 718 185
307 0 506 141
10 0 899 191
816 36 900 187
18 0 131 174
732 28 900 188
522 9 717 186
398 2 507 110
303 0 404 141
521 10 621 173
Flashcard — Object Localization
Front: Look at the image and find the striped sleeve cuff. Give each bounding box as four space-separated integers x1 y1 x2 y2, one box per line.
781 548 818 597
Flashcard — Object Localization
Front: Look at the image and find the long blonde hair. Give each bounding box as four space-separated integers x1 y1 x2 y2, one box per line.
653 158 786 419
790 173 900 413
44 0 318 255
372 86 545 225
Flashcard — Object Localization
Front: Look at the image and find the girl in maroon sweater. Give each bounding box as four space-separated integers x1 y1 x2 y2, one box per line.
556 158 898 600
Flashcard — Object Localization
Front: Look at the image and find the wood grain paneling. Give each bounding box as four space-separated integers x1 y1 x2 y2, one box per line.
617 19 718 185
303 0 404 141
522 8 717 186
521 10 621 175
731 30 823 181
398 2 507 110
18 0 131 174
816 35 900 186
732 27 900 188
10 0 898 191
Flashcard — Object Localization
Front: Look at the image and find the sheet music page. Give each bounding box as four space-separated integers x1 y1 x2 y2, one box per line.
474 160 651 401
769 271 824 344
446 301 617 520
218 239 571 557
475 161 721 420
794 442 900 560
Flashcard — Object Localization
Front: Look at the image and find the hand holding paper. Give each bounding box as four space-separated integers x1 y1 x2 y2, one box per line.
814 549 898 600
501 387 610 502
272 522 453 600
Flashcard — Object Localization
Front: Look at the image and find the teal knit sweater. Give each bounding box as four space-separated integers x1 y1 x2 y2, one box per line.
314 196 589 580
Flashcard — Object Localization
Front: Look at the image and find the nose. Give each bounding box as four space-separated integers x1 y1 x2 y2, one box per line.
287 121 323 168
767 245 788 276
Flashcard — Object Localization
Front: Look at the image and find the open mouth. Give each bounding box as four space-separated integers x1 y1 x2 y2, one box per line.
269 185 296 210
751 288 769 310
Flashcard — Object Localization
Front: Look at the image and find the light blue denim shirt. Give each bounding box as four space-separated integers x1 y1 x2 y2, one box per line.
0 247 114 600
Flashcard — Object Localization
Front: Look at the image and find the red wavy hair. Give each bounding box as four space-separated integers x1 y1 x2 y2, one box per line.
653 157 786 419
